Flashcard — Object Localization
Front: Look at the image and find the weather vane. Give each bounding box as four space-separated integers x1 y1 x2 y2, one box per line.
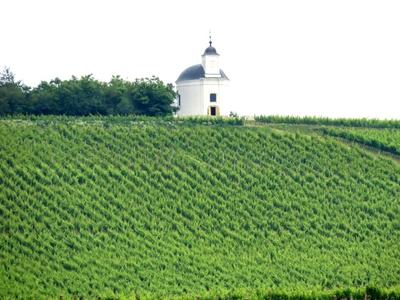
209 30 212 47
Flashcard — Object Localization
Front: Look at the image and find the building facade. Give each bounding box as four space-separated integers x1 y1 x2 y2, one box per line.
176 40 229 116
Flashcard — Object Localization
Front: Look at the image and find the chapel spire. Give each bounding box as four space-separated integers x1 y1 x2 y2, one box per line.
203 31 219 56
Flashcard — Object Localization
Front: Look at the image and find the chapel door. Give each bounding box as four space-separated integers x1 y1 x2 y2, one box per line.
210 106 216 116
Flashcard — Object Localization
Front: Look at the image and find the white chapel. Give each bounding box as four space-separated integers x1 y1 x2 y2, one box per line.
176 38 229 116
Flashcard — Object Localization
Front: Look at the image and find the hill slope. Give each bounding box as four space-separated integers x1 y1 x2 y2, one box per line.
1 117 400 298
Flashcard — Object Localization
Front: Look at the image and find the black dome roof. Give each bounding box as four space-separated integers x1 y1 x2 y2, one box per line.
203 46 219 55
176 64 229 83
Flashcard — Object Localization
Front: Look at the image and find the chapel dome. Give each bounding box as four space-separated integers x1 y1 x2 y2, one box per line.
203 46 219 55
176 64 229 83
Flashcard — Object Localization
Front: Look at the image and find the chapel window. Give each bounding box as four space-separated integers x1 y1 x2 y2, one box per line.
210 93 217 102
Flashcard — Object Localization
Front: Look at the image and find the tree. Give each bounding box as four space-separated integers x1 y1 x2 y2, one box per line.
0 67 29 115
105 76 129 114
31 75 107 115
128 77 177 116
30 79 61 114
0 67 16 85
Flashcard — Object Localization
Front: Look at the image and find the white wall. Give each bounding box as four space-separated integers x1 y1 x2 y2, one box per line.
202 54 220 76
176 80 203 116
201 78 226 115
176 77 228 116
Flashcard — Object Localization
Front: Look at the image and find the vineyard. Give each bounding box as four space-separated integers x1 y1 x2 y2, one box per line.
255 115 400 128
1 116 400 299
319 127 400 155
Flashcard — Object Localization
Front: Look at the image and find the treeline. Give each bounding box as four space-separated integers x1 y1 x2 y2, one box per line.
255 115 400 128
0 67 177 116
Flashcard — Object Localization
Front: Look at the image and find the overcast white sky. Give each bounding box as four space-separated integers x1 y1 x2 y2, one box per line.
1 0 399 118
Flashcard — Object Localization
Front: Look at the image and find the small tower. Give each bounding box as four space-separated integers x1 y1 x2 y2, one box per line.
176 36 229 116
202 38 220 76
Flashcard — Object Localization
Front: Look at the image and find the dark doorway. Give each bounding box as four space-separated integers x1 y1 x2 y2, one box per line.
210 106 216 116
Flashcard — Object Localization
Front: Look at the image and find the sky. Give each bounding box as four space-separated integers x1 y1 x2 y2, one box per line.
1 0 399 118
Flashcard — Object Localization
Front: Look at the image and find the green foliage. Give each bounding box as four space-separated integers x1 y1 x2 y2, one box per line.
0 114 244 126
319 127 400 155
30 75 106 115
255 115 400 129
156 287 400 300
175 115 244 125
0 67 30 114
0 69 177 116
0 116 399 298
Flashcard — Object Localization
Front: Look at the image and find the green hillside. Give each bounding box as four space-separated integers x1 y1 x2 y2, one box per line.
320 127 400 155
1 116 400 299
